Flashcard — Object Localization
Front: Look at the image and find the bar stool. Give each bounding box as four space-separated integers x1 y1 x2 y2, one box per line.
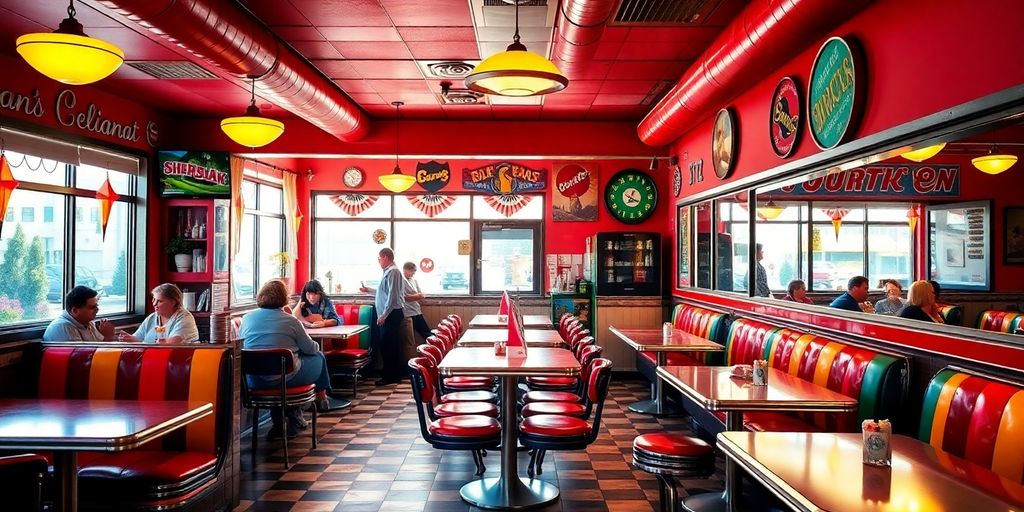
632 433 715 512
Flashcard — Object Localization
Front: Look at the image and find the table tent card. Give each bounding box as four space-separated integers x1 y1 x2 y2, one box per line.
506 298 528 358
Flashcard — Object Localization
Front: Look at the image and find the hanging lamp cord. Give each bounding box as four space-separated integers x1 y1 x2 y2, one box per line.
394 102 400 169
67 0 76 19
513 0 521 44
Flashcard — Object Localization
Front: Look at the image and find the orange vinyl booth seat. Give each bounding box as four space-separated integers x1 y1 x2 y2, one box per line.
636 304 729 381
29 344 232 511
919 367 1024 495
977 310 1024 333
685 317 908 439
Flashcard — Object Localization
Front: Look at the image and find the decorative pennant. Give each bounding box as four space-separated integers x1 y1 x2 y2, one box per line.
498 290 510 315
821 207 850 240
906 205 920 232
407 194 455 217
483 194 532 217
0 155 20 238
329 193 379 216
293 211 303 233
95 173 119 239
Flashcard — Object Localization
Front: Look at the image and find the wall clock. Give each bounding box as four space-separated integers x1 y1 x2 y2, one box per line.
343 166 365 188
604 169 658 224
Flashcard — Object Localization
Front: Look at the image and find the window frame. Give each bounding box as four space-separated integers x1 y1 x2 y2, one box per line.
233 176 286 305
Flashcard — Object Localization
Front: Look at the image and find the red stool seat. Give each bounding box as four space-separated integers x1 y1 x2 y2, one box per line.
526 376 577 387
633 433 713 457
446 376 493 385
522 391 580 404
444 377 494 390
440 390 498 403
249 384 316 396
520 414 590 437
324 348 369 361
434 401 499 418
521 402 585 418
428 415 501 437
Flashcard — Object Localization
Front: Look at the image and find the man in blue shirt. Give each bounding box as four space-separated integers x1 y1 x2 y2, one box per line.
361 248 406 384
830 275 873 313
43 286 116 341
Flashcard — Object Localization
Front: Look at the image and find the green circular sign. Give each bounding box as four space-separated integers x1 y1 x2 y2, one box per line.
807 37 862 149
604 169 657 224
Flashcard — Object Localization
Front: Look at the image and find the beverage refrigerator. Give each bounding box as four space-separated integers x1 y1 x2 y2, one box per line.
593 232 661 296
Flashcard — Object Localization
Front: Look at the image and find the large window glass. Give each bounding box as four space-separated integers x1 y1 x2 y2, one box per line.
0 148 137 328
233 174 285 302
718 200 748 293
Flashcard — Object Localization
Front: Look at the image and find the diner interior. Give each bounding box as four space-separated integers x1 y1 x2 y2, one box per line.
0 0 1022 511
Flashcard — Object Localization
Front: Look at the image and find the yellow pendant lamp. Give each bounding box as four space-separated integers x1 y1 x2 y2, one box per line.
901 142 946 162
971 146 1017 175
464 0 567 97
378 101 415 193
756 199 786 220
220 79 285 148
16 0 124 85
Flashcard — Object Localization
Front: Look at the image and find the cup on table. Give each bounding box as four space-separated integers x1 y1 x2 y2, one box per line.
662 322 673 338
862 419 892 466
752 359 768 386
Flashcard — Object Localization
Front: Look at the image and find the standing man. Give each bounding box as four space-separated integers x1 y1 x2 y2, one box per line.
43 286 116 341
830 275 874 313
402 262 432 340
361 248 406 384
754 243 771 297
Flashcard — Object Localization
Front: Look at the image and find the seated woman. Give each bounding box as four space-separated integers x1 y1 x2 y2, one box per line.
292 280 342 328
241 280 346 438
118 283 199 343
874 279 906 316
898 280 945 323
781 279 813 304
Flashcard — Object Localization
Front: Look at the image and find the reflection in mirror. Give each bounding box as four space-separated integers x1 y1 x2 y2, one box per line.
695 201 712 290
753 196 808 296
718 196 748 294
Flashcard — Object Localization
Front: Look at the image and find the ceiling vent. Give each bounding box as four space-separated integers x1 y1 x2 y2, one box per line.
424 61 478 78
126 61 218 79
613 0 722 24
483 0 547 6
642 80 674 105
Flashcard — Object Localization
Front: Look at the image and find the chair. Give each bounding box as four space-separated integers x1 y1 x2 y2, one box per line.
520 358 613 477
521 351 605 419
632 434 716 512
525 343 601 392
241 348 319 469
408 357 501 475
416 344 494 392
0 454 48 512
446 314 464 335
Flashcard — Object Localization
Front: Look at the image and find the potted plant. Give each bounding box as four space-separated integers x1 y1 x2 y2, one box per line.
269 252 292 290
166 237 198 272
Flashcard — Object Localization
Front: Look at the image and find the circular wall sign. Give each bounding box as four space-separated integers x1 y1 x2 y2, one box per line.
419 258 434 273
770 76 801 158
807 36 863 149
371 229 387 244
604 169 658 224
711 108 736 179
555 163 591 198
343 166 365 188
672 165 682 197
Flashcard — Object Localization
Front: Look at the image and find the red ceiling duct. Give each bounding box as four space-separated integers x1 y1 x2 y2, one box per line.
97 0 369 142
637 0 872 147
550 0 619 79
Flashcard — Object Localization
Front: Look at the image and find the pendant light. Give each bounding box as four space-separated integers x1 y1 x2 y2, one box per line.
971 146 1018 175
756 199 786 220
901 142 946 162
220 78 285 148
464 0 568 97
378 101 415 193
16 0 124 85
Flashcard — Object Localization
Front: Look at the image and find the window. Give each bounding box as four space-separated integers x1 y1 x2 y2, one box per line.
311 193 543 295
0 148 138 328
233 173 285 303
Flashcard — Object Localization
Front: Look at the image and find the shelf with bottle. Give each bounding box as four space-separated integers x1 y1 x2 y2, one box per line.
165 199 229 284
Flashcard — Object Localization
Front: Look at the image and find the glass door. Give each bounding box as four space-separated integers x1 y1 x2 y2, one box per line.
474 221 541 295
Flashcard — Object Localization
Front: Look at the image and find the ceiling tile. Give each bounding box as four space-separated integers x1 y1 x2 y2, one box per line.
85 28 184 61
607 60 689 80
617 42 703 61
561 81 602 94
240 0 310 25
382 93 438 105
563 61 612 81
397 27 476 42
288 0 391 26
594 40 625 60
348 60 424 79
347 92 385 105
379 0 473 27
407 41 480 60
368 80 431 94
586 105 647 120
540 105 589 120
288 40 343 59
592 94 646 106
598 80 658 94
275 26 324 41
312 60 361 79
331 41 412 60
624 26 722 44
364 104 396 118
334 79 378 93
542 94 597 106
4 0 123 29
319 26 401 42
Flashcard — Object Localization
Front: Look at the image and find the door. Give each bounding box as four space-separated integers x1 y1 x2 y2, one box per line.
474 221 542 295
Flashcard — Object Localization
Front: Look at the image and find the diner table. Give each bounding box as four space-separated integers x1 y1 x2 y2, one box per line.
609 326 723 416
0 398 213 512
439 347 580 509
468 314 553 329
658 365 858 512
305 324 369 409
717 431 1024 511
456 327 565 348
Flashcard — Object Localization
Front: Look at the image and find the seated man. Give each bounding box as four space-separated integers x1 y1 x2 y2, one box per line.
830 276 874 313
43 285 116 341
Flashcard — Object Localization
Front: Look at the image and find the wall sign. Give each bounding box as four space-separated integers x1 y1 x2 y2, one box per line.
419 258 434 273
415 160 450 192
462 162 547 194
672 165 682 197
808 36 864 149
157 151 230 198
770 76 801 158
688 159 704 185
552 163 597 221
604 169 657 224
711 108 736 179
779 164 959 197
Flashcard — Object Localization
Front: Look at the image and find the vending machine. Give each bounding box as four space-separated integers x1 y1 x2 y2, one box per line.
594 232 661 296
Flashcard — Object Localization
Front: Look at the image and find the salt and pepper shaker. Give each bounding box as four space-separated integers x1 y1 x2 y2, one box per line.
752 359 768 385
862 419 892 466
662 322 673 338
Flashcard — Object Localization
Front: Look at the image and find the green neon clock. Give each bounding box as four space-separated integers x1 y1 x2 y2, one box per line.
604 169 658 224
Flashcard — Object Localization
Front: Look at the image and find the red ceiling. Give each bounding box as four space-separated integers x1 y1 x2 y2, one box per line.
0 0 749 122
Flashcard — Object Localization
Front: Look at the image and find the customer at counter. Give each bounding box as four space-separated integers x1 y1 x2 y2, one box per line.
781 279 814 304
830 276 874 313
899 280 945 323
43 285 116 341
874 279 906 316
118 283 199 343
293 279 341 328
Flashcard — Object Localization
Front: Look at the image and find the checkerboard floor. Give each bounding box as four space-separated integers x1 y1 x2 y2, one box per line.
235 377 727 512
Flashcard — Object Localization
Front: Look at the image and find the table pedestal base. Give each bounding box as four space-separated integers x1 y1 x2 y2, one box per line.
460 476 559 510
628 399 680 416
681 490 727 512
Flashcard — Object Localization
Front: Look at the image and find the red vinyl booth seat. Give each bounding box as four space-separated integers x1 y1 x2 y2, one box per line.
977 310 1024 333
636 304 729 381
31 344 232 511
327 304 374 353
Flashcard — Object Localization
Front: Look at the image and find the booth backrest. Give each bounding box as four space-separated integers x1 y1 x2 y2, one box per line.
938 303 962 326
920 367 1024 483
36 345 230 455
335 304 375 349
723 318 778 366
977 310 1024 333
670 304 730 364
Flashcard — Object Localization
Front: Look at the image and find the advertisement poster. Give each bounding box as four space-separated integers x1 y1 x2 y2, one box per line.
552 163 598 221
158 150 231 198
928 201 990 290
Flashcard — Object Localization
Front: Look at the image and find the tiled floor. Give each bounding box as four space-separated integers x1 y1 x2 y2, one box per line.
235 377 725 512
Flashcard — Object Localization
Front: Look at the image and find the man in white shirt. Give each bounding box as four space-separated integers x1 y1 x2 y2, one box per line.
402 262 431 340
43 286 116 341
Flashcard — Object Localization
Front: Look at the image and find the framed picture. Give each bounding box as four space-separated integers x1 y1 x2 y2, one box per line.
712 108 736 180
927 200 991 291
1006 206 1024 264
677 205 691 288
